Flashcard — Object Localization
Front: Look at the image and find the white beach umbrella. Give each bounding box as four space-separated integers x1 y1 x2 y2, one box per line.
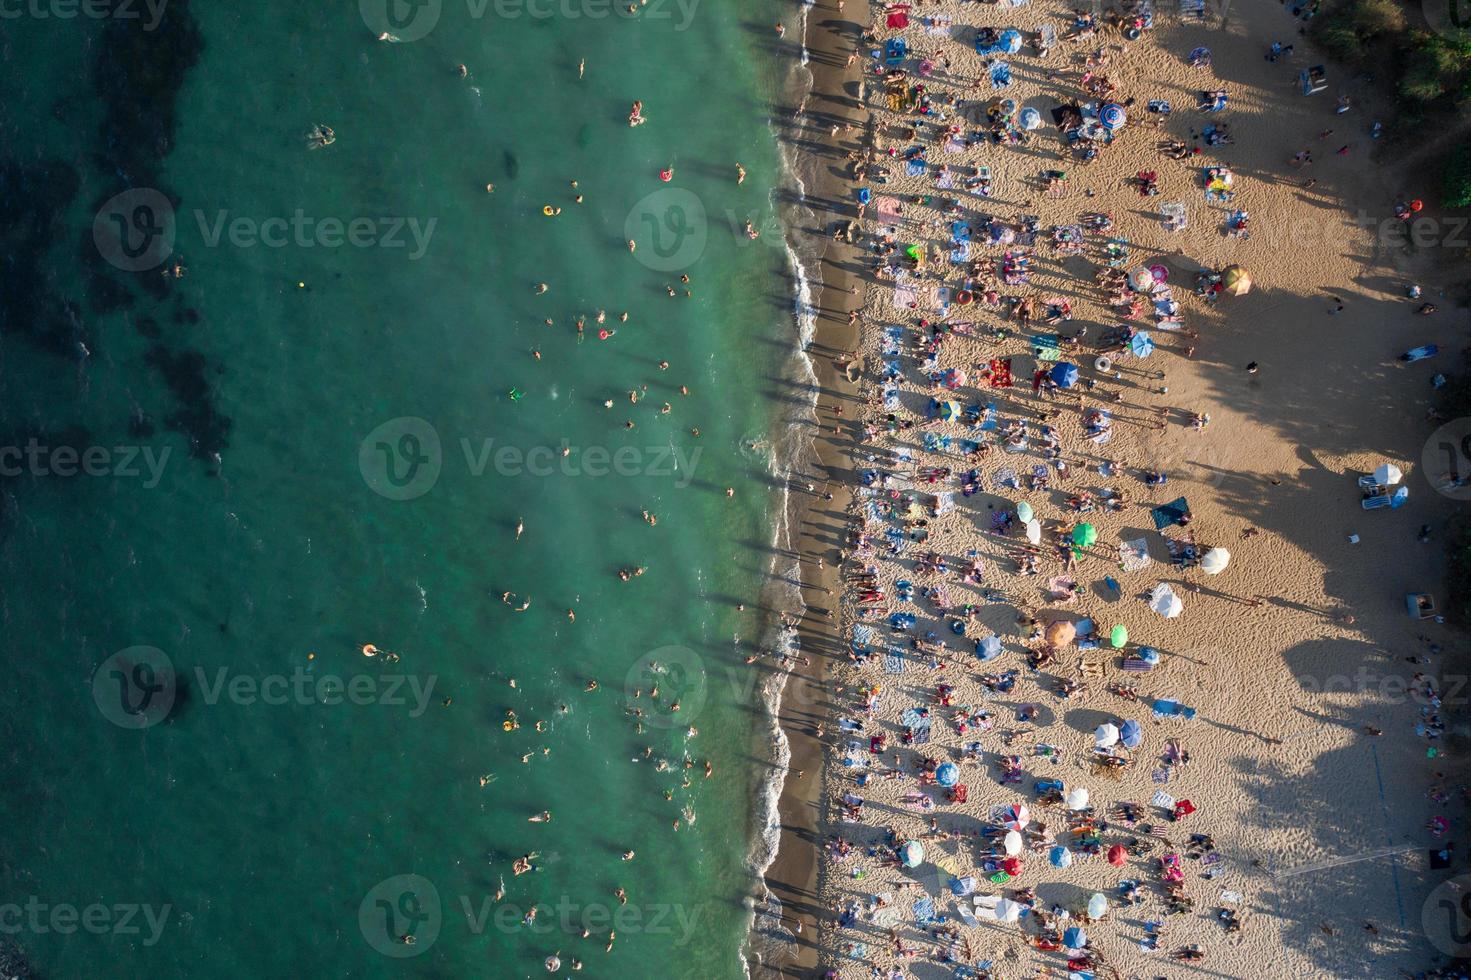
1087 892 1109 918
1065 787 1090 810
1025 519 1042 545
1128 267 1155 291
1200 547 1230 575
1094 723 1120 749
994 897 1021 923
1003 830 1024 855
1148 583 1184 619
1375 463 1404 486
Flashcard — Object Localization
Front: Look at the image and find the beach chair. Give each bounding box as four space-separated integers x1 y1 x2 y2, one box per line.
1160 202 1187 232
1178 0 1206 18
1300 65 1327 96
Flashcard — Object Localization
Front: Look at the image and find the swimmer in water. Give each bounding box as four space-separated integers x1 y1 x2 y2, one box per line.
515 518 524 540
535 282 548 294
480 773 496 787
578 58 585 78
567 608 576 622
615 887 627 905
627 239 636 252
642 511 657 526
585 679 599 692
529 810 552 823
621 850 635 861
736 163 746 184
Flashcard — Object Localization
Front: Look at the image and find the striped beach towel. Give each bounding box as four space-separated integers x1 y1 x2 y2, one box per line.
883 650 907 674
913 897 936 922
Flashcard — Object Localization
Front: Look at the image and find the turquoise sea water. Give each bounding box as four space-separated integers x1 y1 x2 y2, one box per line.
0 1 801 976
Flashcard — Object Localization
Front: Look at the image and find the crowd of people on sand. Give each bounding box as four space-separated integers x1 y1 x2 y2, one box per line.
764 3 1467 978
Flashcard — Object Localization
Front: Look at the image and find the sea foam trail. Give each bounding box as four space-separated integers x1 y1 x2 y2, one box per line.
740 30 824 976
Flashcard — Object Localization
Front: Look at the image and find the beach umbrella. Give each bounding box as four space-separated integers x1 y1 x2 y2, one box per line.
1025 519 1042 545
1001 856 1023 876
994 897 1022 922
1120 719 1143 749
1065 787 1090 810
949 875 977 896
936 399 961 421
1000 97 1019 117
901 840 925 867
1045 620 1076 649
1050 362 1080 388
1003 829 1024 855
1149 583 1184 619
1391 485 1410 509
999 29 1023 53
1109 624 1128 648
976 634 1003 661
1050 845 1074 869
1129 332 1156 358
1099 102 1127 130
1002 803 1030 830
1149 263 1170 284
1094 723 1120 749
1107 844 1127 867
1016 501 1034 522
1072 523 1097 547
936 762 960 787
1128 267 1155 291
1087 892 1109 918
1137 646 1160 666
1019 106 1042 130
1063 925 1088 950
1200 547 1231 575
1221 264 1252 296
942 367 968 390
1375 463 1404 486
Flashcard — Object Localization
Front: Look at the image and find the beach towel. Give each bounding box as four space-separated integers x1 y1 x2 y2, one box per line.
1151 789 1176 809
913 897 936 923
988 361 1013 388
993 466 1017 488
911 719 932 744
853 624 876 649
876 196 903 221
981 402 999 429
893 278 919 309
886 5 910 29
1151 497 1191 530
1031 334 1062 361
884 649 907 674
989 62 1012 88
1119 538 1152 572
944 135 966 154
906 157 928 177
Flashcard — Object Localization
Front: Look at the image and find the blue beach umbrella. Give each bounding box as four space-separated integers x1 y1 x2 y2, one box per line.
1129 332 1155 358
1050 362 1080 388
1120 719 1143 749
936 762 960 787
857 187 871 205
1019 106 1042 130
999 28 1023 53
1100 103 1127 130
1016 501 1034 522
901 840 925 867
1390 486 1409 509
1050 845 1073 869
1137 646 1161 666
975 635 1003 661
1063 925 1088 949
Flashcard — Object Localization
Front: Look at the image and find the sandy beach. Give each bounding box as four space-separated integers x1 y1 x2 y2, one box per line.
760 1 1471 977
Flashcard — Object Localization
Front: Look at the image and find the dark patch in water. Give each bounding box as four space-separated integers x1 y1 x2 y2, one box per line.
504 149 519 178
135 316 161 339
174 307 199 325
143 344 231 460
0 158 91 358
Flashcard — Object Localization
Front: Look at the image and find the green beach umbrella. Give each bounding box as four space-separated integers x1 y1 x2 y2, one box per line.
1016 501 1034 522
1072 523 1097 547
1109 624 1129 649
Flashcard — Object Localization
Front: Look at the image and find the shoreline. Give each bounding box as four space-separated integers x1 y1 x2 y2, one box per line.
752 2 865 977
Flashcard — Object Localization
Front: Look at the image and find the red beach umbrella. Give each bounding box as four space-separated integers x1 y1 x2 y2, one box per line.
1002 857 1023 876
1107 844 1127 867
